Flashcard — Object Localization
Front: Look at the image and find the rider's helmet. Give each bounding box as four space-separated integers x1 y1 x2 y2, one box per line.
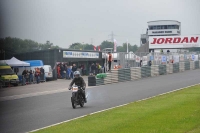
74 71 80 79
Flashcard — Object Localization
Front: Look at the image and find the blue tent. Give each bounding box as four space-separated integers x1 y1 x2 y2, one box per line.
24 60 44 67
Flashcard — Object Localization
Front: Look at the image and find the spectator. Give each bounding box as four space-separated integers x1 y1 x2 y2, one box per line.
14 67 19 75
72 64 77 78
40 67 45 81
107 52 112 71
77 66 82 76
140 60 143 67
148 60 152 66
66 66 72 80
35 68 40 84
29 70 33 84
81 64 84 75
25 70 30 83
57 65 61 78
91 63 96 75
60 64 65 79
22 69 27 85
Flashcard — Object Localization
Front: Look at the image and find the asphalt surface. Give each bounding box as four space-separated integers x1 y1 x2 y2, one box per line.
0 70 200 133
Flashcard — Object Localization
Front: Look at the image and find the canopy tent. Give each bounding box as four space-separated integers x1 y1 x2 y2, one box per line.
0 57 30 67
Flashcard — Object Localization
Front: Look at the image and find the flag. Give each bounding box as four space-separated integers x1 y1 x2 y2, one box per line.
93 46 96 51
113 39 117 52
98 46 101 51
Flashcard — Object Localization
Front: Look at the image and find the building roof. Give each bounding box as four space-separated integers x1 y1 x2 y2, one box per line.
147 20 180 23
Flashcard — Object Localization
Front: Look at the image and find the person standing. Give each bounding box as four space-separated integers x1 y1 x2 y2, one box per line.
35 68 41 84
72 64 77 78
107 52 112 71
29 70 33 84
22 69 27 85
91 63 96 75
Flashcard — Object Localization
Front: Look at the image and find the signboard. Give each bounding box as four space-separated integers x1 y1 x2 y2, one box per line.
142 56 148 66
149 35 200 49
136 56 140 63
161 56 167 62
194 55 198 61
180 54 184 61
173 55 180 63
150 56 154 61
63 51 99 58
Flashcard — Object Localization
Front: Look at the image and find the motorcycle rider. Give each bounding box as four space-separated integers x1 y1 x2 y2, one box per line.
68 71 87 103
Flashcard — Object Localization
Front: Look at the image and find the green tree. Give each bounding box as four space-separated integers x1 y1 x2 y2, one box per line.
99 41 114 50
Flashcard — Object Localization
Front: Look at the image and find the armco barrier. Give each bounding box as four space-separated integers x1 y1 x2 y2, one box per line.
88 61 200 86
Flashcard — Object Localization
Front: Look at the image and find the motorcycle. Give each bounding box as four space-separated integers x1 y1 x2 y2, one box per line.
71 85 85 109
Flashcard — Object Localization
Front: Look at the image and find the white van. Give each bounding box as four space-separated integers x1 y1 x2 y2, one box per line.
43 65 53 80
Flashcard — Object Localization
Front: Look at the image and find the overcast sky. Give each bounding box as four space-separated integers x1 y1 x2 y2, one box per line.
0 0 200 48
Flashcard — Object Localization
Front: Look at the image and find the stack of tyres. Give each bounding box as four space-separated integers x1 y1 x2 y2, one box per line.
104 73 112 84
185 61 190 70
141 66 147 78
151 65 159 76
195 61 199 69
166 64 173 74
118 69 126 82
96 78 104 86
163 65 167 75
190 61 195 70
88 76 96 86
146 66 151 77
199 61 200 69
124 68 131 81
111 69 119 83
173 63 179 73
159 65 164 75
179 62 185 72
130 67 141 80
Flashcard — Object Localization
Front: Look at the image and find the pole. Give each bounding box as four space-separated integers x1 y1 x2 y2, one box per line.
127 39 128 53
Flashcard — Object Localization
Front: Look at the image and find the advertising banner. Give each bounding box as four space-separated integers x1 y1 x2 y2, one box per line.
63 51 99 58
149 35 200 49
180 54 184 61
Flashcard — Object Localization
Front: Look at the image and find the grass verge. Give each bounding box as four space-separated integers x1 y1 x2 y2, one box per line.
34 85 200 133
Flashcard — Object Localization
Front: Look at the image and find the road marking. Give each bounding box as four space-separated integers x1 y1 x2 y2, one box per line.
29 83 200 133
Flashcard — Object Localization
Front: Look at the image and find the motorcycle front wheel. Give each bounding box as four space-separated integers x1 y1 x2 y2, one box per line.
71 92 77 109
79 95 84 107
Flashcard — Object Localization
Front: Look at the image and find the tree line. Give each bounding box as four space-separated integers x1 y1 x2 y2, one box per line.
0 37 60 55
0 37 139 56
69 41 139 52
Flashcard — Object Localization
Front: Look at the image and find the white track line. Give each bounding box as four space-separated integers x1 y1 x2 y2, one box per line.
29 83 200 133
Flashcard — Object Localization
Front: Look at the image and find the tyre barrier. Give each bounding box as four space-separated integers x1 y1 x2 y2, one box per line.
88 61 200 86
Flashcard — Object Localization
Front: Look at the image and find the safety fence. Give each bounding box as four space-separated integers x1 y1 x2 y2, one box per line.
88 61 200 86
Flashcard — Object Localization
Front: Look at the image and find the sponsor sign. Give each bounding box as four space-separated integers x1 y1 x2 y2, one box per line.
149 35 200 49
63 51 99 58
173 55 180 63
161 56 167 62
180 54 184 61
142 56 148 65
